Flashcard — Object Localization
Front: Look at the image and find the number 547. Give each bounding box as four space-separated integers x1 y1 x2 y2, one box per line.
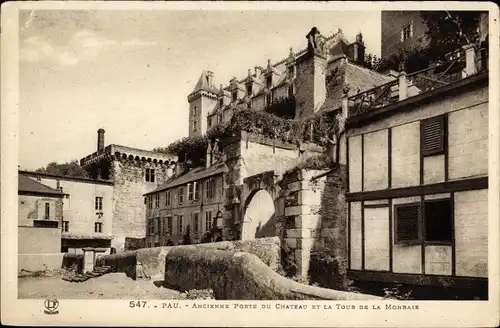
130 301 147 308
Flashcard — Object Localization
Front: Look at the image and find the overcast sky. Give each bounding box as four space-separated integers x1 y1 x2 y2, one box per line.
18 9 382 170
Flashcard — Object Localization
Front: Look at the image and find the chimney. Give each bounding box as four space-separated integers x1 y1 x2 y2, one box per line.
353 32 365 64
97 128 105 152
206 142 213 169
207 71 214 87
254 66 262 79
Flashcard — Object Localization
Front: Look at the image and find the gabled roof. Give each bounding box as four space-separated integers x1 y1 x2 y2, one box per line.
190 70 219 95
144 161 228 195
18 174 66 196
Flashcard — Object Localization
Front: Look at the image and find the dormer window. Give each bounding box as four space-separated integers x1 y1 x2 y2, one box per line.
288 66 295 78
246 84 252 96
288 84 294 98
232 90 238 102
266 76 272 88
219 98 224 108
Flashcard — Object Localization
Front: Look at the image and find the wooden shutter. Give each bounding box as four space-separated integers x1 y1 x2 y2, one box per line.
421 116 446 156
394 203 421 245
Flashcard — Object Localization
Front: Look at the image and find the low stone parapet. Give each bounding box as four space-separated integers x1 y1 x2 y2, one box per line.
163 247 381 300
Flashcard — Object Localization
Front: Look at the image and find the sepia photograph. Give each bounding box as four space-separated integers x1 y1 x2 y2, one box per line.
1 1 499 327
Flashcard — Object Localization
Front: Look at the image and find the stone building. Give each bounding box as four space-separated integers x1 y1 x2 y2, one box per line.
18 174 65 271
345 45 489 298
381 11 428 61
19 170 114 253
188 28 393 137
79 129 177 252
144 26 397 248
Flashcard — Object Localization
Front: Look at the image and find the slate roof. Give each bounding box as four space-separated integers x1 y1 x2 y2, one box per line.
18 174 66 196
190 70 219 95
144 161 228 195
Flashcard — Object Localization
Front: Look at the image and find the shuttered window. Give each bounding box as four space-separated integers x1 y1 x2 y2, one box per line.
421 115 446 156
394 203 421 245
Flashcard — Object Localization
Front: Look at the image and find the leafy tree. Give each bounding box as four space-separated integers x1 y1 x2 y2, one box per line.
35 160 89 178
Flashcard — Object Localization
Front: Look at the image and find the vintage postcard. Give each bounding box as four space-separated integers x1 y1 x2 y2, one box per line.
1 1 499 327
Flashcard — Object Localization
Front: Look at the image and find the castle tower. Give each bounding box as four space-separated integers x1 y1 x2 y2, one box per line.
80 129 177 252
187 70 218 136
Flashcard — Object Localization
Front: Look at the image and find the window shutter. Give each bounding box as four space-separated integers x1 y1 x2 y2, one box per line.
395 204 421 244
421 116 445 156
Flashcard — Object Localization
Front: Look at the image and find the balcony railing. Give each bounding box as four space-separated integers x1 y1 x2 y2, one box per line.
347 45 488 119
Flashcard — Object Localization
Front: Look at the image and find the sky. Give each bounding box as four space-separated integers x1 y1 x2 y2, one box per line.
18 9 382 171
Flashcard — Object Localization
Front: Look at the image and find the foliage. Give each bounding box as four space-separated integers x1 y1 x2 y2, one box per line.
307 247 346 290
176 289 215 300
35 160 89 178
383 284 414 300
420 11 483 61
283 153 334 176
182 225 192 245
153 135 208 167
361 11 484 74
154 108 339 169
264 96 296 119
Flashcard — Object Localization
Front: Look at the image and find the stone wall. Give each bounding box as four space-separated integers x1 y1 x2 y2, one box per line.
18 253 64 273
18 226 61 254
111 158 171 252
99 237 281 280
163 247 380 300
280 166 348 289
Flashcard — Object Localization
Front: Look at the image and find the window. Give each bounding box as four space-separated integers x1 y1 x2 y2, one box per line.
288 84 294 98
394 203 421 244
188 183 194 201
154 193 160 208
265 94 272 107
424 200 452 243
44 202 50 219
394 199 452 244
247 102 252 109
218 113 223 123
94 222 103 233
288 65 295 78
146 195 152 210
246 84 252 96
193 120 197 132
266 75 272 87
62 221 69 233
219 98 224 107
194 182 200 201
155 217 161 234
421 115 446 157
95 197 103 211
167 217 173 234
162 217 166 235
192 213 200 234
177 215 184 234
401 22 414 42
145 168 155 183
148 218 154 235
232 91 238 102
178 187 184 204
166 191 171 206
193 106 198 116
205 211 213 232
205 178 216 199
208 117 212 128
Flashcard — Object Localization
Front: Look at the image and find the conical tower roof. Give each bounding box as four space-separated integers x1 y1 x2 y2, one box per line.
190 70 219 95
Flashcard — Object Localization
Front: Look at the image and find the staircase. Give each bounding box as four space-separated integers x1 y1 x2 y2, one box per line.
62 265 114 283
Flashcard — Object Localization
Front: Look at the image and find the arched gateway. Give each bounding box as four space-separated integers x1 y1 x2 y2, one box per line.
240 171 282 241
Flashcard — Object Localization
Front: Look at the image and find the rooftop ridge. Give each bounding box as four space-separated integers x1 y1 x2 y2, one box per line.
19 170 114 184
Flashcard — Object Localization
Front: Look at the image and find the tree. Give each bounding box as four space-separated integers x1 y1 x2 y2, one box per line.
420 11 483 62
36 160 89 178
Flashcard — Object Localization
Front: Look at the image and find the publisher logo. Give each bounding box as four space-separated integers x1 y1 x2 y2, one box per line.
44 299 59 315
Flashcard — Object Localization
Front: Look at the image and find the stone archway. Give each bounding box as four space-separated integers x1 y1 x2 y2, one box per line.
240 170 281 241
241 189 276 240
